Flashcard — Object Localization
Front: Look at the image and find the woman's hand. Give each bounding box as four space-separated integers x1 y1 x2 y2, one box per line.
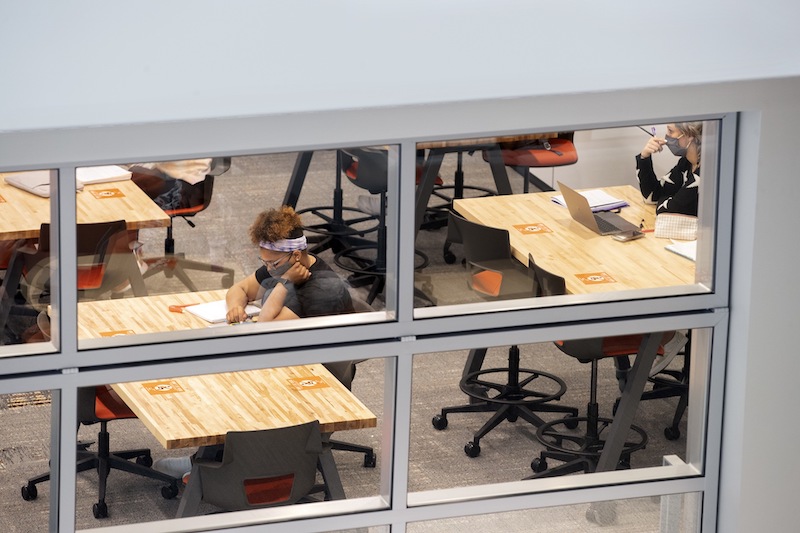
641 137 666 159
226 305 249 324
282 261 311 285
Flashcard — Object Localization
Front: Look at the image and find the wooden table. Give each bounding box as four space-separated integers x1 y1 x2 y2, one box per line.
77 290 377 514
0 175 170 240
453 185 696 294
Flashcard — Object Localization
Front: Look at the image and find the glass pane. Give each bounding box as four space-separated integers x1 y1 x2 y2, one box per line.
412 329 707 492
74 149 392 349
413 122 718 312
407 492 702 532
0 170 56 352
2 389 53 531
72 359 383 527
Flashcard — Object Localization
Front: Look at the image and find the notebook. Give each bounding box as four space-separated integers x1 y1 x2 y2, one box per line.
557 181 641 236
4 171 83 198
183 300 261 324
76 165 132 185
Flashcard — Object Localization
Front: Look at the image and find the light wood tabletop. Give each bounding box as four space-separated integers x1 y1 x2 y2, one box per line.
0 175 170 240
453 185 696 294
77 289 225 339
113 363 377 449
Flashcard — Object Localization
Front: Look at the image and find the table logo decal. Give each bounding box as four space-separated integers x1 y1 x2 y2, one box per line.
100 329 136 337
287 376 330 391
90 188 125 199
142 380 185 395
0 194 6 203
513 223 552 234
576 272 617 284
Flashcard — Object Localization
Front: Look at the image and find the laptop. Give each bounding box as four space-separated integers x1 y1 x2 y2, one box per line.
557 181 641 236
4 171 83 198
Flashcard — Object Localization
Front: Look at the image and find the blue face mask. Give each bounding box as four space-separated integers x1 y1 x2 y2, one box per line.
665 134 688 157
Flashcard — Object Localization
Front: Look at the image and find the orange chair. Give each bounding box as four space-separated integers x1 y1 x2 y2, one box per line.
22 386 179 519
486 132 578 193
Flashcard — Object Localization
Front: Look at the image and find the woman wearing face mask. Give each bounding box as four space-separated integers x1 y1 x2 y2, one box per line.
225 205 354 323
636 121 702 216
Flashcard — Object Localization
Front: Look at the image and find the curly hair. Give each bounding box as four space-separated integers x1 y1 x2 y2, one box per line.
249 206 304 244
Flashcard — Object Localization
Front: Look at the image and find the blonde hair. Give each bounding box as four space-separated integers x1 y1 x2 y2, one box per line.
675 121 703 162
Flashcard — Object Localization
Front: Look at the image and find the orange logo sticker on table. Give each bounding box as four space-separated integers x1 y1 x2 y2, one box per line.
513 223 553 234
90 188 125 199
576 272 617 284
100 329 136 337
142 380 185 395
0 194 6 203
287 376 330 391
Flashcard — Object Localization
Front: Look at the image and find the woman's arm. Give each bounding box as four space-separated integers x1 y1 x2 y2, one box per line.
225 273 262 323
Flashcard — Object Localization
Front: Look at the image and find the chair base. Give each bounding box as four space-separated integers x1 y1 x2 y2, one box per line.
21 423 179 519
296 206 380 255
433 348 578 458
329 439 377 468
527 413 648 478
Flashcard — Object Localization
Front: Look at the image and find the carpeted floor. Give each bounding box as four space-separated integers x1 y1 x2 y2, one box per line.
0 149 690 531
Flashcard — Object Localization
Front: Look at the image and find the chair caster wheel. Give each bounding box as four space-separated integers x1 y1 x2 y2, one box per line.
464 441 481 457
432 414 448 430
586 502 616 526
443 251 456 264
563 415 579 430
530 457 548 473
664 426 681 440
21 484 38 501
136 454 153 467
363 452 377 468
93 501 109 519
161 484 179 499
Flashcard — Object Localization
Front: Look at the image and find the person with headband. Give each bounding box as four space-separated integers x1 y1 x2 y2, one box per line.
224 205 354 324
636 122 702 216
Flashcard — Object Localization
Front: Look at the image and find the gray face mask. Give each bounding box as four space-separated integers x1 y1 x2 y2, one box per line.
665 134 688 157
268 259 293 278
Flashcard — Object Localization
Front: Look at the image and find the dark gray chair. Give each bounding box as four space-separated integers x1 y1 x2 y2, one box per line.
194 421 325 511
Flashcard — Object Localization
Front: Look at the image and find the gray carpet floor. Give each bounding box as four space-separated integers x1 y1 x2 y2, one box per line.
0 150 689 531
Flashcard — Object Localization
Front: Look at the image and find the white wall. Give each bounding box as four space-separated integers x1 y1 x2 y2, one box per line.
2 1 800 133
3 3 800 532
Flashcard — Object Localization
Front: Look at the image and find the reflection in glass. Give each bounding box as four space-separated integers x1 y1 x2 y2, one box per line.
412 331 703 491
413 122 718 310
0 170 55 350
75 149 390 348
407 493 702 532
3 389 52 530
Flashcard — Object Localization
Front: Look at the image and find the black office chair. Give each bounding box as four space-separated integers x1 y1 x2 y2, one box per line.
432 213 578 458
140 157 235 292
527 336 654 479
333 148 429 304
21 386 179 519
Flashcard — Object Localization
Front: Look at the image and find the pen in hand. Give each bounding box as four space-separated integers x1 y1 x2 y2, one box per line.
638 126 657 137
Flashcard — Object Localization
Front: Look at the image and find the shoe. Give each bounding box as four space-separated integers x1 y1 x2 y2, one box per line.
357 195 383 216
650 331 688 377
153 456 193 480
